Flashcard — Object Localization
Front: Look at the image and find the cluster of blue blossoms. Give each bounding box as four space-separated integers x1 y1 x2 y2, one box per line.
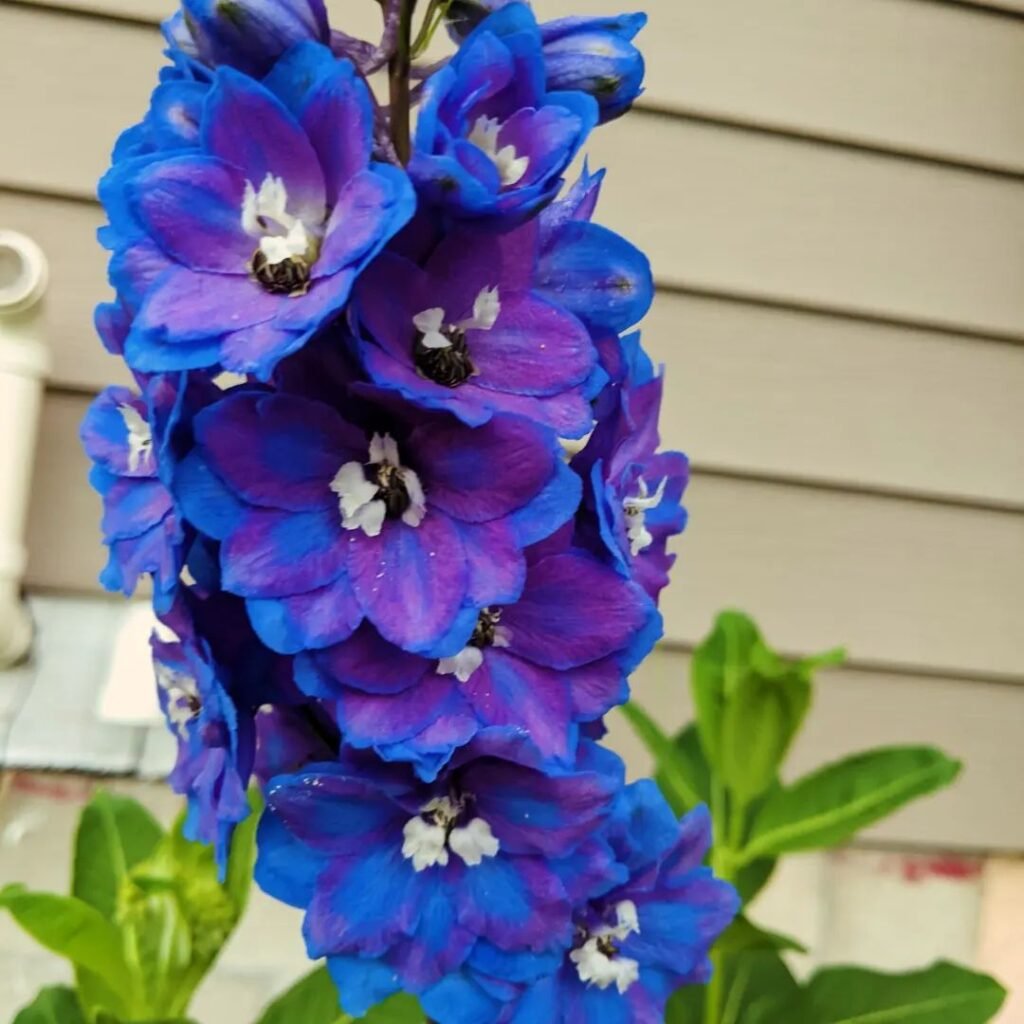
81 0 738 1020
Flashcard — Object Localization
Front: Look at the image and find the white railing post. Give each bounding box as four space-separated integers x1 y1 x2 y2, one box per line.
0 230 52 667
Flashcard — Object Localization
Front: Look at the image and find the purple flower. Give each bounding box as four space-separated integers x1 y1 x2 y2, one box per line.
176 391 580 656
115 45 413 380
80 383 183 611
353 226 599 438
153 612 255 870
534 164 653 338
421 785 739 1024
574 370 689 601
296 543 660 777
539 14 647 123
410 4 598 220
446 5 647 122
165 0 330 78
255 739 624 1012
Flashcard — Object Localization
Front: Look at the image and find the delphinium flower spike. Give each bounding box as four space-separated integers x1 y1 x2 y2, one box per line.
85 1 737 1020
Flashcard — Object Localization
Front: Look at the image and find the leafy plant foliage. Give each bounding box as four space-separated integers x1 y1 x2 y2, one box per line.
626 611 1005 1024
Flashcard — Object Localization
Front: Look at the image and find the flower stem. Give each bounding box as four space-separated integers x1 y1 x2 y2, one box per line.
705 779 733 1024
388 0 417 164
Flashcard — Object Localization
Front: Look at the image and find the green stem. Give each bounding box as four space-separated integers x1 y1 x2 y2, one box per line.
705 780 735 1024
388 0 417 164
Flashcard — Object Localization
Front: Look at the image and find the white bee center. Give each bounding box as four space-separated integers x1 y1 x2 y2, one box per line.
623 477 668 556
155 664 200 738
413 286 501 350
241 173 318 267
468 116 530 187
570 900 642 995
401 795 499 873
330 433 427 538
118 403 153 473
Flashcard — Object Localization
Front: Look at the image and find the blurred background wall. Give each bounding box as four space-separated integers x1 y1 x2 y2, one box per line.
0 0 1022 1018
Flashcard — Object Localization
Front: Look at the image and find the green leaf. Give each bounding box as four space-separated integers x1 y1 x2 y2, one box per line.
717 915 807 955
657 724 711 812
224 788 263 919
800 962 1006 1023
13 987 86 1024
361 994 425 1022
256 967 344 1024
735 857 776 906
620 703 705 813
664 983 704 1023
691 611 762 771
742 746 962 863
691 612 843 809
0 885 132 994
74 790 163 919
720 950 803 1024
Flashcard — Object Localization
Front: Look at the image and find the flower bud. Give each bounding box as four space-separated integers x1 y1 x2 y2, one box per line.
169 0 330 77
445 0 517 40
540 13 648 122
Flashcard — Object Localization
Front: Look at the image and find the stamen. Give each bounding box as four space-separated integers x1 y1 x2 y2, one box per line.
241 174 317 296
331 434 427 537
437 608 509 683
570 901 642 994
156 664 201 738
412 288 500 388
401 794 499 872
623 477 668 556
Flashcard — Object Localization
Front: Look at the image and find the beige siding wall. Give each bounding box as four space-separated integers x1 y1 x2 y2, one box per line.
0 0 1022 852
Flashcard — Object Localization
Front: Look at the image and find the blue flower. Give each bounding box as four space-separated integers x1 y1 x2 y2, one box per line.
255 738 625 1014
420 784 739 1024
539 14 648 123
165 0 331 78
353 224 602 439
295 539 660 779
80 381 184 612
574 367 690 601
153 611 255 871
410 4 598 220
445 4 647 122
108 45 414 380
534 163 654 338
175 391 581 657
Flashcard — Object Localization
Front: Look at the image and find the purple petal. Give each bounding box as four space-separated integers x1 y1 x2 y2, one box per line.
460 521 526 606
247 573 363 654
202 67 325 225
310 624 430 696
136 267 279 340
503 552 650 668
130 155 252 272
195 393 354 511
347 513 470 653
464 652 574 762
416 416 554 523
470 294 594 395
221 506 347 597
299 61 373 200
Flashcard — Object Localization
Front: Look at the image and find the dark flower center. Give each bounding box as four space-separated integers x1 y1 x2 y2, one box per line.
414 327 477 388
370 460 412 520
251 249 311 296
597 935 619 957
470 608 502 648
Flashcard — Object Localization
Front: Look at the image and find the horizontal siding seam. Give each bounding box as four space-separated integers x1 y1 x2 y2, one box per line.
6 3 1024 183
908 0 1024 21
640 104 1024 182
